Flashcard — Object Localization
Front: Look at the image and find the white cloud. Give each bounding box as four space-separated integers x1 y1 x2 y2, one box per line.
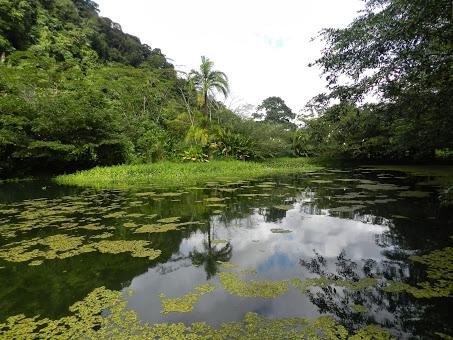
94 0 365 112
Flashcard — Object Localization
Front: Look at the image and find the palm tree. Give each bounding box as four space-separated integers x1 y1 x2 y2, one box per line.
189 56 229 120
189 223 233 279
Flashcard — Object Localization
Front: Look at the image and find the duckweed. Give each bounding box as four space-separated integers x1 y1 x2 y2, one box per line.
273 204 293 211
350 304 368 314
212 239 229 244
270 228 293 233
217 261 239 269
95 240 161 260
384 247 453 298
160 283 216 314
0 235 161 265
156 217 181 223
398 191 431 198
134 224 179 233
0 285 392 339
219 272 289 298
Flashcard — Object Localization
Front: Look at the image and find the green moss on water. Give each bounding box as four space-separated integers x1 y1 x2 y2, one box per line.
160 283 217 314
217 261 239 269
398 191 431 198
134 223 179 233
156 217 181 223
356 183 406 191
292 277 379 294
384 246 453 298
270 228 293 234
273 204 293 211
219 272 289 298
0 285 393 339
212 239 229 244
94 240 161 260
350 304 368 314
0 235 161 265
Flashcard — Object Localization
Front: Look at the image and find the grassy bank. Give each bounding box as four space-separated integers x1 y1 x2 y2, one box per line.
55 158 322 189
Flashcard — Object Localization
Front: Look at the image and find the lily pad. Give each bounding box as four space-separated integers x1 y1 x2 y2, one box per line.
270 228 293 234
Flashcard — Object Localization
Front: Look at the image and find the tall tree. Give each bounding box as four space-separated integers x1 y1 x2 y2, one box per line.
255 96 295 124
189 56 229 119
309 0 453 159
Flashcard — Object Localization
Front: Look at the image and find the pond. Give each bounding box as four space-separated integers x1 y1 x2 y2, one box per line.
0 167 452 338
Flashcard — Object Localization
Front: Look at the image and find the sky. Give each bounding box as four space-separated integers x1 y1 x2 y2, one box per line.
95 0 365 114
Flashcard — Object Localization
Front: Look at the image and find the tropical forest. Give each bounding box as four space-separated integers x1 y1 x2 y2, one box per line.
0 0 452 338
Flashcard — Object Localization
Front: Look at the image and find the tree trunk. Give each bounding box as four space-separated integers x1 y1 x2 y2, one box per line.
203 91 209 119
0 52 5 64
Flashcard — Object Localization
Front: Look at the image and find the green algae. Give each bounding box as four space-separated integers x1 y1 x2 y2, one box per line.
160 283 217 314
270 228 293 233
218 188 237 192
356 183 406 191
206 203 227 208
0 285 392 339
0 235 161 265
330 205 366 212
90 232 113 239
273 204 293 211
384 246 453 298
310 180 333 184
204 197 225 202
0 234 93 264
156 217 180 223
398 191 431 198
240 269 258 276
135 191 156 197
123 222 138 228
350 304 368 314
217 261 239 269
157 192 184 197
212 239 229 244
292 277 379 294
219 272 289 298
133 223 179 233
95 240 161 260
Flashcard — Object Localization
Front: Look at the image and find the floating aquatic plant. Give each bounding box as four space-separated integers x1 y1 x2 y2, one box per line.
350 304 368 314
384 246 453 298
156 217 180 223
240 269 258 276
398 191 431 198
273 204 293 211
270 228 293 233
219 272 289 298
217 261 238 269
95 240 161 260
160 283 216 314
0 286 393 338
134 224 179 233
212 239 229 244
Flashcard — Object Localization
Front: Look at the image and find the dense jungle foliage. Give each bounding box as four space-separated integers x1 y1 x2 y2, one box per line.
0 0 297 177
0 0 451 177
301 0 453 161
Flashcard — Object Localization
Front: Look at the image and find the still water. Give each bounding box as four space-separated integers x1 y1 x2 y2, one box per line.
0 168 452 338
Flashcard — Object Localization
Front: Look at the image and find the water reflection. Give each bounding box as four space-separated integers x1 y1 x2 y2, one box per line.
189 222 233 279
0 168 452 337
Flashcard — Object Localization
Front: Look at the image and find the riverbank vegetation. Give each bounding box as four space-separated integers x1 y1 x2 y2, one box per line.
55 157 322 188
1 0 451 181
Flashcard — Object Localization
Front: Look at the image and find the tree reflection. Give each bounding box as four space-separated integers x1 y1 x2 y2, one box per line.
189 223 232 279
299 250 453 338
